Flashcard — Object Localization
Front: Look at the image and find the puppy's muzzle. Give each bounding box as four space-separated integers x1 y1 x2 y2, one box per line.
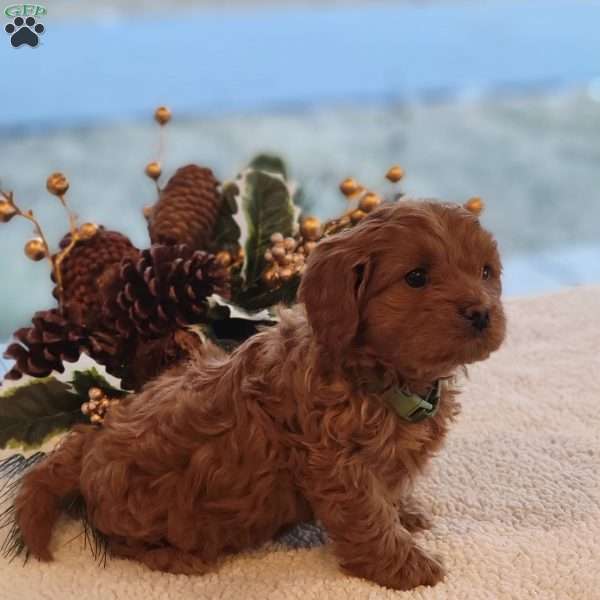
462 306 490 332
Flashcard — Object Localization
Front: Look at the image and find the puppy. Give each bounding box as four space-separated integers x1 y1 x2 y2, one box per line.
13 200 505 590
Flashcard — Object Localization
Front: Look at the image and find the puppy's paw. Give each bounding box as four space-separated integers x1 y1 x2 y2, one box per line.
392 547 446 590
398 509 432 532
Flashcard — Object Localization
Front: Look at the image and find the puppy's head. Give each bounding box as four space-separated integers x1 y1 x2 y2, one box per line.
298 200 506 382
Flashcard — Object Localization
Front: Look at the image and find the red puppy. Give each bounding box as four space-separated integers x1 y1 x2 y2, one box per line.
14 200 505 590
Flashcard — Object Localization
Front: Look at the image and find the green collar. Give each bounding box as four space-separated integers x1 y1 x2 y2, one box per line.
361 375 442 423
381 380 441 423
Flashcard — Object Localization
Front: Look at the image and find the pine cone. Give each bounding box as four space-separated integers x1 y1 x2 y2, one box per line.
52 228 140 328
4 309 89 379
85 328 137 382
148 165 221 250
104 244 230 339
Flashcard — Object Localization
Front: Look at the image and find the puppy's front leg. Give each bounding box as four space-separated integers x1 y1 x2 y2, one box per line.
395 497 433 532
305 457 444 590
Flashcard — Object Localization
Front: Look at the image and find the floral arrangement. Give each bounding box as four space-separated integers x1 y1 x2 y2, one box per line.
0 106 482 452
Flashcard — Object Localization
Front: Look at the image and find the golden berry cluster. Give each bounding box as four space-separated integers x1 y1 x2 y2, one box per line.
261 216 325 288
262 233 307 287
1 174 100 277
81 387 121 424
215 246 245 269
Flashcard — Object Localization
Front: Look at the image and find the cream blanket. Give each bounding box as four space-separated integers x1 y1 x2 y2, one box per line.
1 286 599 599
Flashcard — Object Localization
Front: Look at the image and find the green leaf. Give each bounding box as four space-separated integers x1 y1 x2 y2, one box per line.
70 368 128 400
240 170 296 285
248 153 312 219
0 378 86 450
208 294 278 322
208 181 242 254
209 154 303 310
233 277 301 312
248 153 288 180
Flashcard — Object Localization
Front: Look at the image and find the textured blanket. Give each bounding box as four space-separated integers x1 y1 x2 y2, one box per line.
1 286 599 599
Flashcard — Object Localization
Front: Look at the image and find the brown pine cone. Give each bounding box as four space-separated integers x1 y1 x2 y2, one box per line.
148 165 221 250
52 228 140 328
85 328 137 382
104 244 230 339
4 309 89 379
3 308 139 385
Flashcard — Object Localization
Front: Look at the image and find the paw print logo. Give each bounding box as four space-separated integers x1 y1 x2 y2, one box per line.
5 16 44 47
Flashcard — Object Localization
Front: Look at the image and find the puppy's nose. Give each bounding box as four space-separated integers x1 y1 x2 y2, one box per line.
463 306 490 332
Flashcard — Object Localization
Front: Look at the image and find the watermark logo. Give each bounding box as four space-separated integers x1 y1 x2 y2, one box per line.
4 4 45 17
4 4 45 47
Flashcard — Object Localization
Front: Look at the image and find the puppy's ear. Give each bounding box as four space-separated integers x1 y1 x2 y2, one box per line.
298 232 372 358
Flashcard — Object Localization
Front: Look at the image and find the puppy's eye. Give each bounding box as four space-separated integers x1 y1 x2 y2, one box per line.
405 268 428 288
482 265 492 280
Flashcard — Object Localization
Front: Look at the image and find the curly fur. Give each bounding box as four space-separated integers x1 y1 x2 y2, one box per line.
13 200 506 590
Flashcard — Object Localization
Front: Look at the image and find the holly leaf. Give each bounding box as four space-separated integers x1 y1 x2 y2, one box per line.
240 170 295 286
248 153 311 220
233 277 301 312
0 377 86 450
248 153 288 179
211 154 303 310
208 294 278 322
208 181 242 254
70 368 128 400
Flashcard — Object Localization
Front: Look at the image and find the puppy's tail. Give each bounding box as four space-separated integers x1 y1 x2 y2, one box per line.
11 429 89 561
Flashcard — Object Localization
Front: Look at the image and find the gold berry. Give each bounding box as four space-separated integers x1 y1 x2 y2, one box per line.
271 245 286 262
300 216 322 241
262 268 280 288
359 192 382 213
24 238 47 261
145 161 162 180
386 165 404 183
464 196 485 216
79 222 99 241
88 387 105 401
339 178 361 197
216 250 232 268
270 232 284 244
303 240 317 255
154 106 172 126
90 414 103 424
143 204 154 222
284 237 297 251
279 267 294 282
46 172 70 196
0 200 17 223
350 209 367 224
